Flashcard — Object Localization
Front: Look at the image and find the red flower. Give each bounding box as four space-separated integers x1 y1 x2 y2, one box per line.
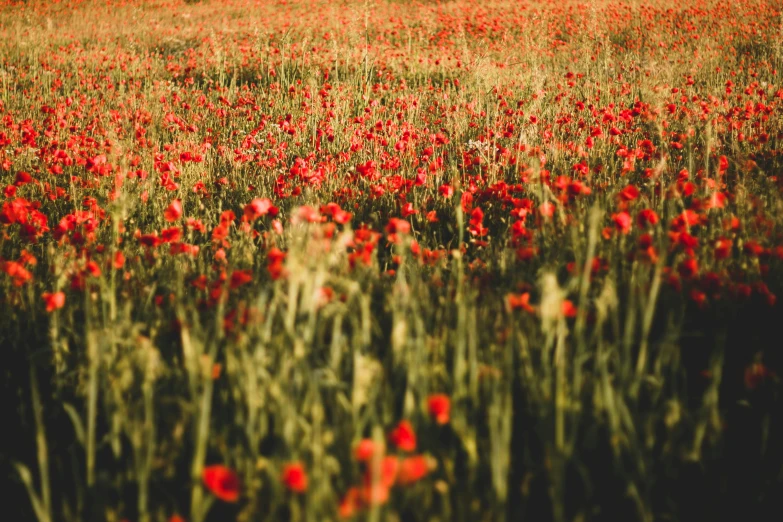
164 199 182 222
507 292 536 314
202 465 240 502
678 257 699 279
338 487 361 518
161 227 182 243
612 212 632 234
354 439 383 462
359 481 390 507
380 456 399 487
637 208 659 228
397 455 429 486
539 201 555 218
427 394 451 425
244 198 274 221
362 455 398 490
42 291 65 312
229 270 253 289
389 420 417 452
714 238 733 260
385 218 410 235
281 462 308 493
562 300 577 318
619 184 640 202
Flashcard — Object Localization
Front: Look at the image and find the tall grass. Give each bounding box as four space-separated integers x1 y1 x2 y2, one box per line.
1 1 782 521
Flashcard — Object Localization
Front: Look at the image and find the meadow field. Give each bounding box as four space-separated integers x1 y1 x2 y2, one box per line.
1 0 782 521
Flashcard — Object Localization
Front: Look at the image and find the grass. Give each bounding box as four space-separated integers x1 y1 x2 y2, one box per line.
0 0 782 521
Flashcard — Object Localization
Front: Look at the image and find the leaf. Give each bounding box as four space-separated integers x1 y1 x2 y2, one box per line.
13 462 49 522
62 403 85 446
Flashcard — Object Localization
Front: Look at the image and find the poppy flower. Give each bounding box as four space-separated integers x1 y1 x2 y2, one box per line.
507 292 536 313
397 455 430 485
562 300 577 318
389 420 417 452
612 212 632 234
202 465 240 502
636 208 659 228
359 481 390 507
244 198 274 221
354 439 384 463
164 200 182 222
338 487 362 518
160 227 182 243
427 394 451 424
42 291 65 312
539 201 555 218
619 185 639 202
373 455 399 488
281 462 308 493
229 270 253 289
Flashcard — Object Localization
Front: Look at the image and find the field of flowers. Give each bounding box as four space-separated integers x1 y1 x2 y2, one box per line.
1 0 782 521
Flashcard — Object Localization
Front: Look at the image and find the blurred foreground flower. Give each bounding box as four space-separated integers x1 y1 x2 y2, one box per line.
202 465 240 502
427 394 451 424
389 420 417 452
397 455 430 485
281 462 308 493
42 291 65 312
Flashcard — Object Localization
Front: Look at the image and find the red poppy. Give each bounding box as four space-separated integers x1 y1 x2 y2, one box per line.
562 300 577 318
281 462 308 493
637 208 659 228
364 455 398 488
354 439 383 463
160 227 182 243
229 270 253 289
244 198 274 221
389 420 417 452
619 185 640 202
427 394 451 425
164 199 182 222
612 212 632 234
42 291 66 312
507 293 536 314
338 487 361 518
202 465 240 502
397 455 429 486
359 481 390 507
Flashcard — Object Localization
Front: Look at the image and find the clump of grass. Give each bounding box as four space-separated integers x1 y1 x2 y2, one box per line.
1 1 782 522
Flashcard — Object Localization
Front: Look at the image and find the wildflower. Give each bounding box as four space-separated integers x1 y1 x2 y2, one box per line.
507 292 536 314
164 200 182 222
637 208 659 228
397 455 430 485
427 394 451 425
354 439 384 463
362 455 398 489
389 420 417 452
202 465 240 502
229 270 253 289
338 487 361 518
42 291 65 312
244 198 274 221
281 462 308 493
612 212 632 234
619 184 640 202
